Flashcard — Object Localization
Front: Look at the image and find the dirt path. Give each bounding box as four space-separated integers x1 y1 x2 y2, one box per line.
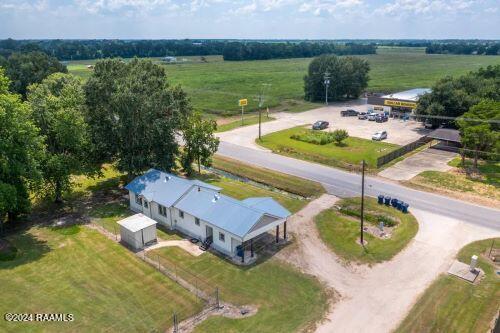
278 194 499 333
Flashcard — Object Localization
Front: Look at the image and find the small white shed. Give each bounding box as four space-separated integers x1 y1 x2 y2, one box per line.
117 213 157 250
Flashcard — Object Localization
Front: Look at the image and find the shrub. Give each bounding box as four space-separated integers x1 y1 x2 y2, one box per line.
291 131 336 145
332 129 349 145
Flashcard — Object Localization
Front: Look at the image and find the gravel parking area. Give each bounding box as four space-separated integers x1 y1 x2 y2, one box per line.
217 100 430 149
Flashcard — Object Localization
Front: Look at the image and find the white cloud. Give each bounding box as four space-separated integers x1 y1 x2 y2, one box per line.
76 0 173 13
298 0 362 15
376 0 475 16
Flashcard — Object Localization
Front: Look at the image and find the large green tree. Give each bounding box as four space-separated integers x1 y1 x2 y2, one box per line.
304 55 369 102
28 73 93 202
0 68 43 222
85 58 192 176
4 51 67 97
181 112 219 175
457 99 500 169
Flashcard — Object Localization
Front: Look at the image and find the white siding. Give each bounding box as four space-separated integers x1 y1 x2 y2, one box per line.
129 191 143 213
119 224 157 250
150 202 170 228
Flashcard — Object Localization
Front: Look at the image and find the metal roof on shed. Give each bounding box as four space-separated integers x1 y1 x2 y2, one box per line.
124 169 221 207
426 128 461 143
382 88 431 102
117 213 157 233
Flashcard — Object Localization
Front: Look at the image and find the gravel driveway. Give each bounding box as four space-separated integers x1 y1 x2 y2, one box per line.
279 194 499 333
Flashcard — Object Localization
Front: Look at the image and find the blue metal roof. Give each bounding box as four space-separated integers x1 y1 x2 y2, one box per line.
124 169 220 208
242 197 291 219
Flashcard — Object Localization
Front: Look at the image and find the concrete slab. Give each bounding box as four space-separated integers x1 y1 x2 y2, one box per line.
379 148 457 181
144 240 205 256
447 260 480 283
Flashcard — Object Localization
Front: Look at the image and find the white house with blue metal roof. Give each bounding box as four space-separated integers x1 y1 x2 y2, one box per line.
125 169 291 259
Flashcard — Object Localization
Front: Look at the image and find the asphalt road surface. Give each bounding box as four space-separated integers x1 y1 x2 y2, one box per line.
218 141 500 231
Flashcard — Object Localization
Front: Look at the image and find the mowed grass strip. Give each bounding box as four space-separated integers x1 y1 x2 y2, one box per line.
216 115 276 132
212 155 325 198
396 238 500 333
315 197 418 263
148 246 329 333
0 226 204 332
258 126 399 170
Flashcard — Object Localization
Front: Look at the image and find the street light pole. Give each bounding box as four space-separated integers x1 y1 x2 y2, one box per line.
360 159 365 246
324 71 331 105
258 83 270 141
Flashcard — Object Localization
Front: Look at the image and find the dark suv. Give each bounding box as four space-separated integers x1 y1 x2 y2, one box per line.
341 109 359 117
375 114 388 123
312 121 329 130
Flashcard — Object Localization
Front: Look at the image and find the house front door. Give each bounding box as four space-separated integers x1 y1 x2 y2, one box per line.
205 226 213 240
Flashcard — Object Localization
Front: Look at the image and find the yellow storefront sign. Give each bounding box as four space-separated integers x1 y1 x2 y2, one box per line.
384 100 417 108
238 99 248 107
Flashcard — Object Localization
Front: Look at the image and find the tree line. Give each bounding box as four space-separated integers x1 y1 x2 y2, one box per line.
416 65 500 167
0 58 219 225
223 42 376 61
426 42 500 55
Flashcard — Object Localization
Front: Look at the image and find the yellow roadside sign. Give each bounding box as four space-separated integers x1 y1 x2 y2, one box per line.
238 99 248 107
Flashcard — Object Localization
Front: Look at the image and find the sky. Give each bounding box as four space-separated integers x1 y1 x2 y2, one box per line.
0 0 499 39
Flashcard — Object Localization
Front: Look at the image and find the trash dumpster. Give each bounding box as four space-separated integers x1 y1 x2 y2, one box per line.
402 203 409 213
378 195 384 204
384 196 391 205
391 198 398 207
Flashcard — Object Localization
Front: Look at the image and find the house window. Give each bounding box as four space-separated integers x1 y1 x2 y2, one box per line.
219 232 225 242
143 201 148 208
135 194 142 206
158 205 167 217
195 218 200 226
179 210 184 218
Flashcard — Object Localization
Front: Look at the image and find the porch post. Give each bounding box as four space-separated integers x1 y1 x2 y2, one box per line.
284 220 287 240
250 239 254 258
276 225 279 243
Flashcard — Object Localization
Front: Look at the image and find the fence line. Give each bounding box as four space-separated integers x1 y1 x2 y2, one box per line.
377 137 432 168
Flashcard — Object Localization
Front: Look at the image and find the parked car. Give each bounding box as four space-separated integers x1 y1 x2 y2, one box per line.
372 130 388 141
312 120 329 130
358 112 367 120
424 121 435 129
375 114 388 123
367 113 378 121
341 109 359 117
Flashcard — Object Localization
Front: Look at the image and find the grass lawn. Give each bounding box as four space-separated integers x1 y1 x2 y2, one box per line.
148 246 329 333
408 157 500 204
315 197 418 263
216 115 276 132
67 49 500 117
0 226 204 332
212 155 325 198
258 126 399 170
396 238 500 333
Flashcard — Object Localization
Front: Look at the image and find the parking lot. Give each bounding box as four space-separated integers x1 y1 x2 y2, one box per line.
217 100 430 149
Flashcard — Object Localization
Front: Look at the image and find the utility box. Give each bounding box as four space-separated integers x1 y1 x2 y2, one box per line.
470 255 478 272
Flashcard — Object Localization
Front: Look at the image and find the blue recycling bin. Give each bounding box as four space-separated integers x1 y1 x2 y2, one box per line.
236 245 243 257
391 198 398 207
384 196 391 205
396 201 403 211
402 203 409 213
378 195 384 204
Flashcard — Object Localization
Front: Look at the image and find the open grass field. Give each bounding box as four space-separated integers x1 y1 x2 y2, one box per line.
0 226 204 332
67 48 500 116
315 197 418 263
396 238 500 333
257 126 399 170
408 157 500 206
148 245 329 333
216 114 276 132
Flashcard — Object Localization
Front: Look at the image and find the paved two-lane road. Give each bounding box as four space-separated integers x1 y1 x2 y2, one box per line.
218 141 500 231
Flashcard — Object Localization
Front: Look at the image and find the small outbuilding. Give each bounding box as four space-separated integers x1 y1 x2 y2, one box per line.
117 213 157 250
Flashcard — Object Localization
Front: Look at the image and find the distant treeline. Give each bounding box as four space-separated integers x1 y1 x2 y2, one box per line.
0 39 227 60
222 42 376 61
425 42 499 55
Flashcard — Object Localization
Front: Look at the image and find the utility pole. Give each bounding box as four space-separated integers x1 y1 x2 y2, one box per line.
360 159 365 246
258 83 270 141
324 71 331 105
